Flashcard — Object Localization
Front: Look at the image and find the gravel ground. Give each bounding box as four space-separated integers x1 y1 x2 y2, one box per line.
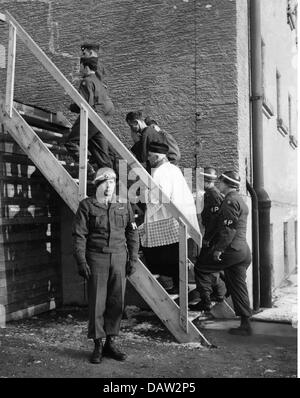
0 305 297 379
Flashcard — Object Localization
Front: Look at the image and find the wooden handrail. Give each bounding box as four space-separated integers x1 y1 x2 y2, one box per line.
79 104 88 201
4 10 202 247
5 21 16 117
179 218 188 332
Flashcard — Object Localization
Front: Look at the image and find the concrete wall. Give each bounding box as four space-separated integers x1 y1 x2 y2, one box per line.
260 0 298 287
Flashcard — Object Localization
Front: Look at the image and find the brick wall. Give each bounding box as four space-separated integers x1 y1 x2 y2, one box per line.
0 0 243 172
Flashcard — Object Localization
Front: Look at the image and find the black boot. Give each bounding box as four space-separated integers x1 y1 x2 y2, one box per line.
90 339 103 364
228 316 253 336
189 297 212 312
103 336 126 361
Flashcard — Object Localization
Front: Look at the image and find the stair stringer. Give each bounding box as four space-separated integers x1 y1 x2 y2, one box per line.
129 259 211 345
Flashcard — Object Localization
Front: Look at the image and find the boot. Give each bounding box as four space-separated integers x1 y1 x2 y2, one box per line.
103 336 126 361
228 316 253 336
210 294 224 303
189 297 212 312
90 338 103 364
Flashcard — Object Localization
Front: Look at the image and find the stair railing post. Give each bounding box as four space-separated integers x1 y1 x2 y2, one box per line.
178 217 188 333
78 104 88 201
5 21 16 117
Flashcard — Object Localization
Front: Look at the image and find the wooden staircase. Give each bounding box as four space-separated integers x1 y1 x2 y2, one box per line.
0 10 213 346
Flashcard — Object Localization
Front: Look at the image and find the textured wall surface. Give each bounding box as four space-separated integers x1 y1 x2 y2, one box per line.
0 0 243 172
260 0 298 286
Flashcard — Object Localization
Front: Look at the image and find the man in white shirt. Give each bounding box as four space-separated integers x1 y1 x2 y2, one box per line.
139 142 200 294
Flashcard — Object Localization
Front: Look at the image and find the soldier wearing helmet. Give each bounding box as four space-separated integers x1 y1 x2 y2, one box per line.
72 167 139 364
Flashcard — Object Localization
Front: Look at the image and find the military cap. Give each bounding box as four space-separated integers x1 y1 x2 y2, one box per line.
148 141 169 154
219 171 241 188
81 43 100 52
93 167 116 184
200 167 218 182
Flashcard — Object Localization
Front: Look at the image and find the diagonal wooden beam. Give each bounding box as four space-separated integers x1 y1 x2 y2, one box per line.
129 258 211 345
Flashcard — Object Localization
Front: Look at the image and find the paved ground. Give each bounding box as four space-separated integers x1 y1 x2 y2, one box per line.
0 305 297 379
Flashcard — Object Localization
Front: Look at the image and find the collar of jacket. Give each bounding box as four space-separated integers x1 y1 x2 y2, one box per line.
224 190 238 199
90 194 120 209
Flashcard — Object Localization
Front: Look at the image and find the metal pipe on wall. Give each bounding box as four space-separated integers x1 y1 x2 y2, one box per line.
246 180 260 311
249 0 272 308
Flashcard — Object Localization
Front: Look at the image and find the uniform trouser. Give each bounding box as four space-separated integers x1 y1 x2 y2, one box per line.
65 115 117 170
194 270 226 303
196 245 252 317
194 247 226 302
86 251 127 340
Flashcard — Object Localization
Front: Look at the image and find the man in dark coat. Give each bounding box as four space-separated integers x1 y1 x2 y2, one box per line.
189 167 226 311
125 111 180 169
194 171 253 335
72 167 139 363
65 57 115 174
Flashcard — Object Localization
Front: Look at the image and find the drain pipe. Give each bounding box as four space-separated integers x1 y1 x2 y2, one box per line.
249 0 272 307
246 180 260 311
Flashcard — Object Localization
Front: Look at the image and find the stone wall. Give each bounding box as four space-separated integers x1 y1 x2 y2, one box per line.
0 0 244 173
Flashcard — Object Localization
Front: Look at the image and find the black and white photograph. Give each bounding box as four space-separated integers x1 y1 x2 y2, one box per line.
0 0 298 382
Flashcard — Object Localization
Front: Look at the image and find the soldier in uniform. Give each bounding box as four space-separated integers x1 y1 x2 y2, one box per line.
72 167 139 363
65 57 115 174
189 167 226 312
194 171 252 335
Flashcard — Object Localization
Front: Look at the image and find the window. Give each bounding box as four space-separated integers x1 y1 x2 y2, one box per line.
284 222 289 276
276 70 281 119
287 0 297 30
0 44 5 69
261 39 274 119
288 94 293 133
288 94 298 148
261 39 265 95
295 220 298 266
276 70 288 136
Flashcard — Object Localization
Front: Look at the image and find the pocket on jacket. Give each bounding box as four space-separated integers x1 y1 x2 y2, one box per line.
89 212 106 229
114 209 127 228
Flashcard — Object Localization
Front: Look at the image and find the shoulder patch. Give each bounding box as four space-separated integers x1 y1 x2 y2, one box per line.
131 222 137 230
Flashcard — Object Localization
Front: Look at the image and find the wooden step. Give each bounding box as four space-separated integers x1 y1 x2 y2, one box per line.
45 142 68 155
14 100 71 129
20 113 71 134
32 127 65 143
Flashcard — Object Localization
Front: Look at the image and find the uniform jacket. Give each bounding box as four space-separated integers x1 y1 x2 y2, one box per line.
201 186 223 243
72 196 139 267
69 73 114 117
214 190 249 253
